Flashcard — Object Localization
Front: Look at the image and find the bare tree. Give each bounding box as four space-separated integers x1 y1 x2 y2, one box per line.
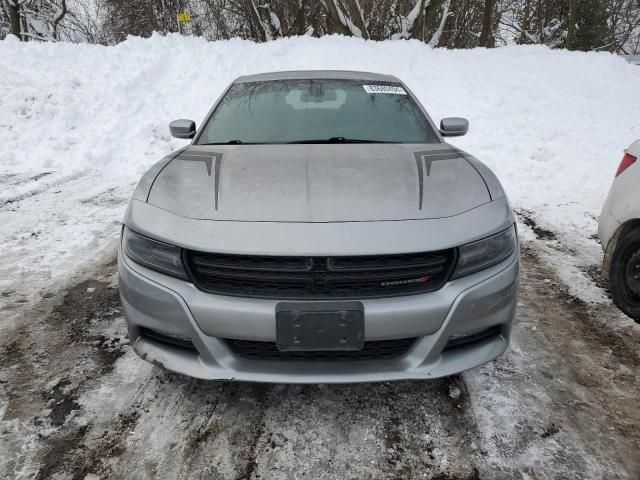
322 0 369 37
0 0 69 41
0 0 638 54
479 0 497 46
2 0 21 37
604 0 640 53
565 0 579 49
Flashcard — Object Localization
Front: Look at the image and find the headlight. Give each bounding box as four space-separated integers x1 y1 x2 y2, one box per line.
122 228 189 280
452 225 517 279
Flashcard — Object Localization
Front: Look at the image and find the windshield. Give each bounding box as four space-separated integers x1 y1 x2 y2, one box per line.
197 79 438 145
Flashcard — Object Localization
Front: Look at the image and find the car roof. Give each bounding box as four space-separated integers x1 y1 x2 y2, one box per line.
234 70 402 84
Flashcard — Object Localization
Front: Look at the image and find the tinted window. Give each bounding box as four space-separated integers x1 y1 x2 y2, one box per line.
198 79 437 144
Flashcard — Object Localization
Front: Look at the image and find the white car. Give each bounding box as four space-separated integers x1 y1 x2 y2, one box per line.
599 139 640 322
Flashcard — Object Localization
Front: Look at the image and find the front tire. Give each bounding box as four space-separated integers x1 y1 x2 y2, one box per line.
609 226 640 322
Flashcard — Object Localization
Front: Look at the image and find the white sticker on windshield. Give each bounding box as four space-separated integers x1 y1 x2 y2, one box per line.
363 85 407 95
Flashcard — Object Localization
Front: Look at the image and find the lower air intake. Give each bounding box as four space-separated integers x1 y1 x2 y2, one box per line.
443 325 502 351
139 327 197 352
224 338 417 361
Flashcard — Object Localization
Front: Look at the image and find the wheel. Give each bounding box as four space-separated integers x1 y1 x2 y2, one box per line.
609 225 640 322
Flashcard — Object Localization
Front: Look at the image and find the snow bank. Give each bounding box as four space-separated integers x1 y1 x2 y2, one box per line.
2 35 638 182
1 34 639 290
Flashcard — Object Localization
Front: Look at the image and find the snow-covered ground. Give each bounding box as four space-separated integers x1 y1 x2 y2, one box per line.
1 34 639 314
1 34 640 479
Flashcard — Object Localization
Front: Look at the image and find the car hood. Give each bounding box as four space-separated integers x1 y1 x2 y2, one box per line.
146 144 491 222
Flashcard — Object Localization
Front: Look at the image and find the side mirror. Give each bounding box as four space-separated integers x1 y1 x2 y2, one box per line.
169 119 196 139
439 117 469 137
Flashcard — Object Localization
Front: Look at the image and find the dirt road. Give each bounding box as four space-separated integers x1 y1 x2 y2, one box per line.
1 242 638 480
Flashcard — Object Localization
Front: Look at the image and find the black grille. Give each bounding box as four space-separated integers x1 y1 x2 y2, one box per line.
225 338 417 361
184 249 455 299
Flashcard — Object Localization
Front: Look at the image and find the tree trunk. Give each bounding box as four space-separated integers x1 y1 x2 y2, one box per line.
295 0 306 35
478 0 497 47
246 0 267 42
423 0 446 42
52 0 68 40
323 0 352 36
4 0 22 39
565 0 579 50
351 0 369 39
427 0 450 46
518 0 530 44
408 0 426 40
323 0 368 38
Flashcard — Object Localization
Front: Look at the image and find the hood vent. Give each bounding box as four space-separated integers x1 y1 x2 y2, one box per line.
174 150 223 209
413 148 464 210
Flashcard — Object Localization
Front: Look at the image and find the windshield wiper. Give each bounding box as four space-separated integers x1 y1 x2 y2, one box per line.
200 140 245 145
287 137 397 144
200 138 399 145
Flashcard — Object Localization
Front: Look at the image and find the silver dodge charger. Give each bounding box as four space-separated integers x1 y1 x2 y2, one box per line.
118 70 519 383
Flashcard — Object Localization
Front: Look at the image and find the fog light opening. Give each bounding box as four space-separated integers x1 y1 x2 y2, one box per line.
139 327 197 352
444 325 502 350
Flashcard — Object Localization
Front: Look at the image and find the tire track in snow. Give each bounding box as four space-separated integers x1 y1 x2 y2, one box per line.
169 382 270 480
2 249 639 479
236 380 483 480
181 383 228 460
465 243 639 478
0 171 82 207
0 175 129 329
0 267 128 480
235 386 267 480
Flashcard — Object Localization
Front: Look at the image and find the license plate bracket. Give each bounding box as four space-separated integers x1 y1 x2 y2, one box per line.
275 301 365 352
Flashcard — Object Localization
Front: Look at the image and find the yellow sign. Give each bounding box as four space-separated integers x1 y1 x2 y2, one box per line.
177 12 191 23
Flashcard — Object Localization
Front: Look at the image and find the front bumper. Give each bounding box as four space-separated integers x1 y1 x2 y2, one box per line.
119 246 519 383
